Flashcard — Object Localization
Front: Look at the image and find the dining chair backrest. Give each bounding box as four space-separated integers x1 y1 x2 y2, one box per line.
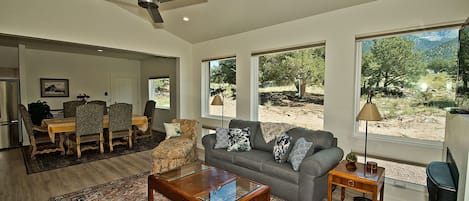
87 100 107 115
75 104 104 136
108 103 132 132
63 100 85 118
144 100 156 119
18 104 33 137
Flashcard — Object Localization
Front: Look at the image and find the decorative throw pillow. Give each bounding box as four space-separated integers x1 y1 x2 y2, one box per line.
214 128 230 149
287 137 313 171
227 127 252 152
273 133 292 163
164 123 181 140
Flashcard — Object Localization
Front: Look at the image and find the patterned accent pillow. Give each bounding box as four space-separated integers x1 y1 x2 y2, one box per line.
227 127 252 152
214 128 230 149
164 123 181 140
287 137 313 171
273 133 292 163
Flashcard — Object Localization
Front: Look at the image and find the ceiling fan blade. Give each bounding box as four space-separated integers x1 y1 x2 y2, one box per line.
147 7 164 23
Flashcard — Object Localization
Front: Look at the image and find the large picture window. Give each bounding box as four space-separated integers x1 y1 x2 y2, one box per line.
356 27 460 186
203 57 237 118
255 45 325 129
357 28 459 142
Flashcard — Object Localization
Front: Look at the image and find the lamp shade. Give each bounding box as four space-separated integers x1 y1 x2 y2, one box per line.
357 102 382 121
211 95 224 106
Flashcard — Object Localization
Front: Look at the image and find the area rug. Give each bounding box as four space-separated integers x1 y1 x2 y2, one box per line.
22 131 165 174
49 171 286 201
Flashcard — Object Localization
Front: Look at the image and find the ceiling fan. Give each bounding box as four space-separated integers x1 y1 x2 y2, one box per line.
108 0 207 24
137 0 170 23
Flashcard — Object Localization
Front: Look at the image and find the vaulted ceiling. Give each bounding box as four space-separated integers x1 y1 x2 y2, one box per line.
109 0 375 43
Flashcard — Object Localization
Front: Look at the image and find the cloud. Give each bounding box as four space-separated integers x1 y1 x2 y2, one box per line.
414 30 458 41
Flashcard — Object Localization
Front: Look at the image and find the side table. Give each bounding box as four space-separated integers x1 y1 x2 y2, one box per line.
328 160 385 201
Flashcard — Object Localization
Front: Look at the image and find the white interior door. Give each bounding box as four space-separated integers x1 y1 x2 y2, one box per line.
111 76 140 113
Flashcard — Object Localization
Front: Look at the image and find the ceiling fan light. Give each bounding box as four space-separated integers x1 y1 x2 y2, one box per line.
183 17 190 22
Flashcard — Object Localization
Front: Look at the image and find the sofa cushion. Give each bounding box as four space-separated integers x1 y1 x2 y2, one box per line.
232 150 272 171
262 159 300 184
227 127 252 152
214 128 230 149
229 119 260 148
288 137 313 171
210 149 236 163
253 129 276 153
273 133 292 163
287 128 334 153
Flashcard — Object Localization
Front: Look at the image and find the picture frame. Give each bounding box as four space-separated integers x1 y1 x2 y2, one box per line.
40 78 69 97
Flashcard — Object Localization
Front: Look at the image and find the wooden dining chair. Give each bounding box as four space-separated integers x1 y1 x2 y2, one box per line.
18 104 64 159
87 100 107 115
134 100 155 140
69 104 104 158
108 103 133 152
63 100 85 118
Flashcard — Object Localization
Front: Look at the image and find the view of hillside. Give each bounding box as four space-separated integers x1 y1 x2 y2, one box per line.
360 29 460 142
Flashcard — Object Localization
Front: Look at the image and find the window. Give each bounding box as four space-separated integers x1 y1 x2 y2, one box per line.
203 57 236 118
148 77 170 109
255 45 325 129
357 28 459 142
356 27 460 185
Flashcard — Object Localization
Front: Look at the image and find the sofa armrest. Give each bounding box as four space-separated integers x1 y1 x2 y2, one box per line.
299 147 344 177
202 134 216 150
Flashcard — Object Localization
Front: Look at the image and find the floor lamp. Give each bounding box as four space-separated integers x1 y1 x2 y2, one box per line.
211 94 224 128
355 99 382 201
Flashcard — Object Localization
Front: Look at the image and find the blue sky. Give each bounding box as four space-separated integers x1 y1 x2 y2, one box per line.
413 29 458 41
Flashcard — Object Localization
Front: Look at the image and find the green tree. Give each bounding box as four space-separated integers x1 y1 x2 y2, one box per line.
210 59 236 85
427 58 457 75
362 37 425 94
259 47 325 98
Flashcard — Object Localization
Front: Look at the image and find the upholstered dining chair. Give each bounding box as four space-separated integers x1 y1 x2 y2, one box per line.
69 104 104 158
18 104 64 159
134 100 156 140
63 100 85 118
107 103 133 152
87 100 107 115
151 119 199 174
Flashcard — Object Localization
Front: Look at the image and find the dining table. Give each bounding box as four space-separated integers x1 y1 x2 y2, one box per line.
41 114 148 143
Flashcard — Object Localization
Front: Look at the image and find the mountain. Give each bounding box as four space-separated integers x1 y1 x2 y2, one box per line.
423 38 458 62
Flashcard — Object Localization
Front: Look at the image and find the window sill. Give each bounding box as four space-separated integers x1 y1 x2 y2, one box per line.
354 132 444 149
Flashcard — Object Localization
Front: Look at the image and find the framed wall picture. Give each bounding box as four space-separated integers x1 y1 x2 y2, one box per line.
40 78 69 97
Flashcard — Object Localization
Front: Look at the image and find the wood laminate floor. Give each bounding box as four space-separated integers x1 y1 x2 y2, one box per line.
0 148 154 201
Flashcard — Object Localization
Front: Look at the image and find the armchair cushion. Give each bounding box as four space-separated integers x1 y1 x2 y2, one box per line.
152 137 193 159
164 123 181 140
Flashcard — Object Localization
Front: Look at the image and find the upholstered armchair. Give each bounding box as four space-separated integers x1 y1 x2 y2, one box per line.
151 119 199 174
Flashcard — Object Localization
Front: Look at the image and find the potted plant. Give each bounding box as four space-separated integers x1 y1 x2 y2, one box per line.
345 152 357 171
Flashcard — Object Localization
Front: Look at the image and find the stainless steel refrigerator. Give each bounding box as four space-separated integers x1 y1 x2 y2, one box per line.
0 79 21 149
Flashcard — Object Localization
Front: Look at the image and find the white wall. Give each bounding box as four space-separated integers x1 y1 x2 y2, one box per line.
0 0 195 118
192 0 469 200
23 48 141 110
445 113 469 201
141 57 177 131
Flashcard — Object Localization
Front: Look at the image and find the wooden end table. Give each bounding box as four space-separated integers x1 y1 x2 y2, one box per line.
328 160 385 201
148 162 270 201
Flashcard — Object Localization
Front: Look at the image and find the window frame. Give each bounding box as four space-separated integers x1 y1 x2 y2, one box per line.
352 25 462 149
201 56 237 120
252 43 326 129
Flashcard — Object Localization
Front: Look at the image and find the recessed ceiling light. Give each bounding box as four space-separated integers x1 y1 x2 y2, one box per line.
182 17 190 22
97 49 103 52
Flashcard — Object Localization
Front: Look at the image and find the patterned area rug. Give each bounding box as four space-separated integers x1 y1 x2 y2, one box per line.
49 171 286 201
22 131 165 174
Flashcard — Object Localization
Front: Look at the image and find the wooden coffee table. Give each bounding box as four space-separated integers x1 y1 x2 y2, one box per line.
148 162 270 201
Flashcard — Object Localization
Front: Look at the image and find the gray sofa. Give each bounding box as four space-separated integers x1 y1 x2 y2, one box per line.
202 119 344 201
